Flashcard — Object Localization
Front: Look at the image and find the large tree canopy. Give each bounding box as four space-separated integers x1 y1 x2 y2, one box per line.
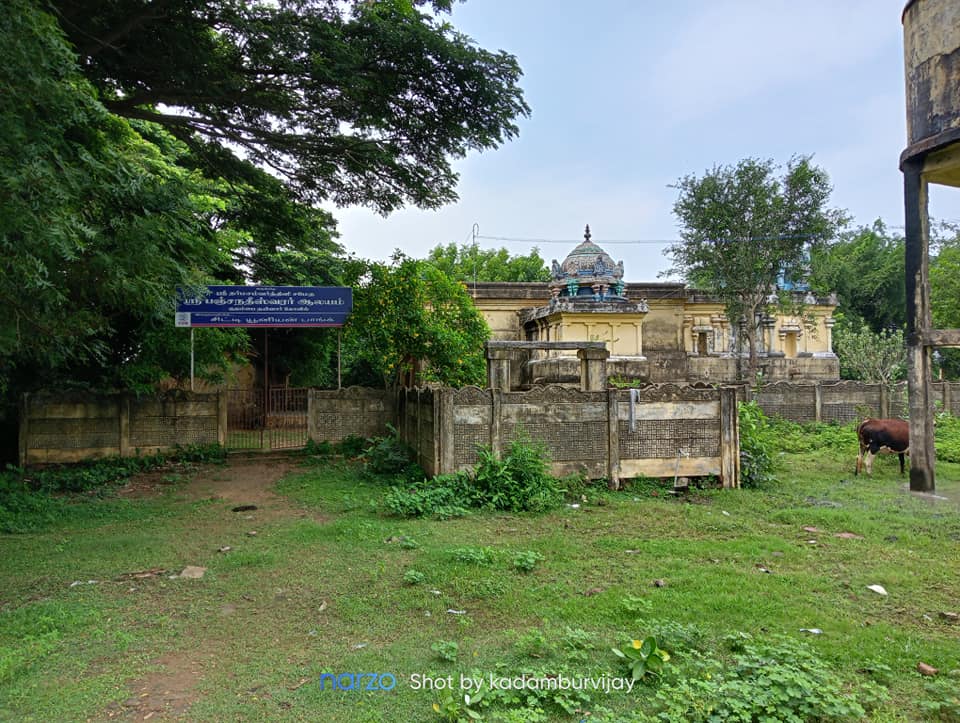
809 220 906 334
667 156 845 380
1 1 244 394
425 243 550 282
343 254 489 388
51 0 531 213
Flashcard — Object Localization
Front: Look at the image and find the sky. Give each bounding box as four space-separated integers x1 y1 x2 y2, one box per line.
331 0 960 281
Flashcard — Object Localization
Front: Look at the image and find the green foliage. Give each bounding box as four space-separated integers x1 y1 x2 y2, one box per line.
0 599 100 685
809 220 906 333
918 677 960 722
343 255 489 388
668 156 845 380
451 547 498 566
620 595 654 617
512 628 551 659
303 439 334 458
382 473 472 520
511 551 543 573
426 243 550 282
431 640 460 663
738 401 777 488
0 446 223 533
336 435 368 459
55 0 530 213
833 324 906 384
934 413 960 463
766 419 853 454
382 435 563 518
649 635 886 722
4 0 529 417
611 636 671 680
472 437 562 513
363 425 422 477
0 1 245 397
403 569 426 586
433 689 484 722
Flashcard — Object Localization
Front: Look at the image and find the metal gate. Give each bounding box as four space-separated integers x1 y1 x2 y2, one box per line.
226 388 308 450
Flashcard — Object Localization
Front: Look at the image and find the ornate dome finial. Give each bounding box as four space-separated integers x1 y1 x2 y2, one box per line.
547 226 627 302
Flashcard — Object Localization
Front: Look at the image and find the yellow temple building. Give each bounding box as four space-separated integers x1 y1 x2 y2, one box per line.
469 226 839 385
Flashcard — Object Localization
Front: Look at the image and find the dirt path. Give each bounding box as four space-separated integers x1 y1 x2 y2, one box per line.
104 454 302 721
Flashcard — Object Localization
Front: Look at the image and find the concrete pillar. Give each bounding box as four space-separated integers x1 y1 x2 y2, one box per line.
904 158 936 491
578 347 609 391
486 348 513 391
490 388 502 459
719 386 740 488
606 389 620 489
118 395 131 457
439 388 455 476
218 390 230 446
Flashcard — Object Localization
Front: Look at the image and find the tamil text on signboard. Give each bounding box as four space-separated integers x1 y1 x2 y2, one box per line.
176 286 352 327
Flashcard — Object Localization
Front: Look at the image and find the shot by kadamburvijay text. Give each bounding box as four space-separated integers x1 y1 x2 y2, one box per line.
318 671 637 694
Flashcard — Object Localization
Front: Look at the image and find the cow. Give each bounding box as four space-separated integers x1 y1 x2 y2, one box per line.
855 418 909 476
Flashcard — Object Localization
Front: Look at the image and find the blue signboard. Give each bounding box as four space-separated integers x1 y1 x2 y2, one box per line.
176 286 352 327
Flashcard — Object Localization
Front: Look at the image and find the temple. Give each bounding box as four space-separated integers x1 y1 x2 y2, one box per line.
469 226 839 386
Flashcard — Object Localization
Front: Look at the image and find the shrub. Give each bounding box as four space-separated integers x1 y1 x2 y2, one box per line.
402 569 426 585
381 434 563 518
738 401 777 488
650 635 886 721
335 434 367 458
430 640 459 663
382 473 472 519
303 439 333 457
512 550 543 573
472 436 563 512
934 412 960 463
364 424 422 478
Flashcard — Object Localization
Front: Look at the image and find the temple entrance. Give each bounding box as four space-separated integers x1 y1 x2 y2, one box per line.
225 387 308 450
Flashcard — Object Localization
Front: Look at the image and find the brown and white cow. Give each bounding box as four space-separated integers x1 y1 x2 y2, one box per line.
855 418 909 476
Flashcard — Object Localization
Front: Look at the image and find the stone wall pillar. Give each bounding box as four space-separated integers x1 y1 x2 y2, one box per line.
486 348 513 390
577 347 609 391
719 386 740 488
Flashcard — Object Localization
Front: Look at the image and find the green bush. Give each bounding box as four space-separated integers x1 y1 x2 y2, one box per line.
364 424 421 477
738 401 777 488
472 436 562 512
767 418 855 454
382 434 563 518
335 434 367 458
303 438 333 457
649 635 887 722
934 412 960 463
382 473 472 519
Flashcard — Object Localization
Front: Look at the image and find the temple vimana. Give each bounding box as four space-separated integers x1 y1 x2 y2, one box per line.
469 226 839 386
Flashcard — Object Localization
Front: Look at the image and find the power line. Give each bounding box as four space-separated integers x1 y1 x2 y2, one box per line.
475 233 825 245
476 235 672 245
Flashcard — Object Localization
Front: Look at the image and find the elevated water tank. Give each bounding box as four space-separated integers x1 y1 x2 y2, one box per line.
901 0 960 185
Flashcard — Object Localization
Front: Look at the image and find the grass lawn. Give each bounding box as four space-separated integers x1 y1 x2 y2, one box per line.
1 428 959 722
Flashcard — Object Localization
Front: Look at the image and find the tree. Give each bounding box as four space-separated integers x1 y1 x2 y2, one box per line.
426 243 550 283
342 254 489 388
50 0 531 213
667 156 845 380
5 1 528 391
833 324 906 386
0 1 245 395
930 230 960 379
809 220 905 333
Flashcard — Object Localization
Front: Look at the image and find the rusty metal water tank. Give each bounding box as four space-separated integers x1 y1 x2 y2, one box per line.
901 0 960 185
